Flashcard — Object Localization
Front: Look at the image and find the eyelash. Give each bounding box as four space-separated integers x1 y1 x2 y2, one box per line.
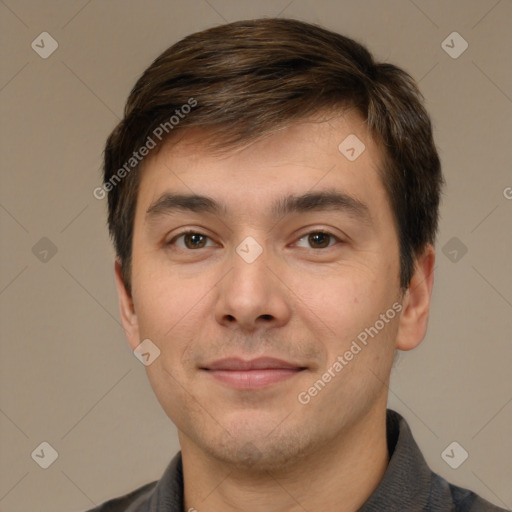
166 229 342 251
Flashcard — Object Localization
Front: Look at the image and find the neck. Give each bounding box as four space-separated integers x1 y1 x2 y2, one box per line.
181 405 390 512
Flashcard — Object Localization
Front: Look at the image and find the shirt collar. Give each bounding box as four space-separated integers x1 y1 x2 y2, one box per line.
359 409 434 511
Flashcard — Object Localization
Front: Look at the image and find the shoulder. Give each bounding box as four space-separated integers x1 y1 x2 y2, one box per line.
363 410 509 512
430 472 509 511
84 451 183 511
85 480 157 512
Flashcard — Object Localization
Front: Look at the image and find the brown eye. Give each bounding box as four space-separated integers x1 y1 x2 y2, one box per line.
168 231 213 250
296 231 339 250
183 233 207 249
308 232 331 249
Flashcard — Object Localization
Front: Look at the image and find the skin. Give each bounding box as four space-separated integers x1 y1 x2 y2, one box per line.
115 109 435 512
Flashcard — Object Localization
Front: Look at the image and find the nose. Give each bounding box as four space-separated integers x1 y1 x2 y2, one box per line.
213 239 292 332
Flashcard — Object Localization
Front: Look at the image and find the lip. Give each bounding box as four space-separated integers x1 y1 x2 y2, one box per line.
204 357 304 371
201 357 306 389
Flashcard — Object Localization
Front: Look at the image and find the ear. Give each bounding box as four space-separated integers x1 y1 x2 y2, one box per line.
114 259 140 350
395 244 435 351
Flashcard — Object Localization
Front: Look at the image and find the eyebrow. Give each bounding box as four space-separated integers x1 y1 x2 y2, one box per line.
145 190 373 226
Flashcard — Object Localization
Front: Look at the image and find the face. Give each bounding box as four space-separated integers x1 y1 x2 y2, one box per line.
116 109 430 471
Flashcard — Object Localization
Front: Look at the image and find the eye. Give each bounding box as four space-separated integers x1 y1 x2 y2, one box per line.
167 230 216 250
166 229 342 251
295 231 341 249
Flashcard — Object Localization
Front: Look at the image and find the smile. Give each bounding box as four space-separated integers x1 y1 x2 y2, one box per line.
201 357 307 389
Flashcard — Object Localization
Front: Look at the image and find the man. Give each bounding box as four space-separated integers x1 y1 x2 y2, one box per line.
90 17 506 512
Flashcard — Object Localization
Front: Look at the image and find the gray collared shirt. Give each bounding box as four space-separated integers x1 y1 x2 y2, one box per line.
88 409 508 511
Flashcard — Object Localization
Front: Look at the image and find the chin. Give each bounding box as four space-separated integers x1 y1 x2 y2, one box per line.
197 418 317 473
208 441 303 473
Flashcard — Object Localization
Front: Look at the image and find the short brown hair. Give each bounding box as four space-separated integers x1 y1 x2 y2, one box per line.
103 17 443 293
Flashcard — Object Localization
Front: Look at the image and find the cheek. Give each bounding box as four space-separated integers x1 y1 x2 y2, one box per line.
144 359 197 434
290 264 384 330
132 242 192 317
292 266 398 365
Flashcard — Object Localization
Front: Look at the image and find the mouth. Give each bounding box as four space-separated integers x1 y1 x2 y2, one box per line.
200 357 307 389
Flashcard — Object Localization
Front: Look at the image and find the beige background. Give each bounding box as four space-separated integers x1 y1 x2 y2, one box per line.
1 1 511 510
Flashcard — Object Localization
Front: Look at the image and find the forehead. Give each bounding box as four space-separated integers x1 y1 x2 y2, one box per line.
135 110 390 224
